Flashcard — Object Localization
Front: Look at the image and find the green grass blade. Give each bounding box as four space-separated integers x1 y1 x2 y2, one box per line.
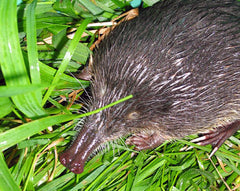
26 0 40 85
0 152 21 191
84 94 133 116
0 97 12 118
0 0 46 118
26 0 43 105
0 85 45 97
38 173 75 191
78 0 103 15
0 114 78 151
42 18 91 105
39 61 90 90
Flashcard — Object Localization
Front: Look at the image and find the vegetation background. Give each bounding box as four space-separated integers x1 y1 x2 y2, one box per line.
0 0 239 190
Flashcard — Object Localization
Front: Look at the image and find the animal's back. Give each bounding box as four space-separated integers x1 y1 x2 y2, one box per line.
93 0 240 138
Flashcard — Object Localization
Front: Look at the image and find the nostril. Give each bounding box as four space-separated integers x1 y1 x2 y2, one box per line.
70 163 84 174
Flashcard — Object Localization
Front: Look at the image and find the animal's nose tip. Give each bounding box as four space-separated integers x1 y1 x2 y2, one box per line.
70 164 84 174
59 153 84 174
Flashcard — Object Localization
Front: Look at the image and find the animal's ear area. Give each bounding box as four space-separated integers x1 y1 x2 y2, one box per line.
76 66 92 81
127 111 140 120
76 55 94 81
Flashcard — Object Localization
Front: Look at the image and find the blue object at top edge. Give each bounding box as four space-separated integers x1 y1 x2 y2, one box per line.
130 0 142 8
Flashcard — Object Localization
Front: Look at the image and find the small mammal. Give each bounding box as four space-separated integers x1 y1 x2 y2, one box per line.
60 0 240 174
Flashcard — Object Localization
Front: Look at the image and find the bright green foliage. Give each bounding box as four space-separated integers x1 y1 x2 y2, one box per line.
0 0 239 190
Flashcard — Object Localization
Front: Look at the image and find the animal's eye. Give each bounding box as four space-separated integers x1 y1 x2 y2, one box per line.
127 111 139 120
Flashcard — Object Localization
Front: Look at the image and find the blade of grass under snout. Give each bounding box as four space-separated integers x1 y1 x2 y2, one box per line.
84 151 131 191
0 0 46 118
42 18 92 106
37 173 75 191
0 152 21 191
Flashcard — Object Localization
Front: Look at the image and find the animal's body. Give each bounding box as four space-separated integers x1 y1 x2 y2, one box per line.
60 0 240 174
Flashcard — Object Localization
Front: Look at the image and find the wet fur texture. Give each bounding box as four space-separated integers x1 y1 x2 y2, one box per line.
60 0 240 173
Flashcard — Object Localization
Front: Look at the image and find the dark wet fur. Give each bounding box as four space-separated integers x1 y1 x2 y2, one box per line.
60 0 240 173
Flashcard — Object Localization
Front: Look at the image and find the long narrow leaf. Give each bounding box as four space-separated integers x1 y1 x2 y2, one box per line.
0 152 21 191
26 0 42 104
0 114 78 151
0 0 46 118
0 85 45 97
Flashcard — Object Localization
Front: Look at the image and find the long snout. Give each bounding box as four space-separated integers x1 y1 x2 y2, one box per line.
59 126 101 174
